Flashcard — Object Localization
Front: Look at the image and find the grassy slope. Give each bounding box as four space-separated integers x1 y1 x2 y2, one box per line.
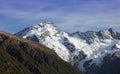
0 31 82 74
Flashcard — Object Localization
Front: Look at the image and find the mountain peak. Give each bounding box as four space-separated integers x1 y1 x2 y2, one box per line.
108 28 114 31
43 22 57 29
32 22 56 28
15 22 59 38
108 28 116 34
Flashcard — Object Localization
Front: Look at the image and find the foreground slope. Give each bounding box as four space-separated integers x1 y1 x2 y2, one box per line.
0 31 82 74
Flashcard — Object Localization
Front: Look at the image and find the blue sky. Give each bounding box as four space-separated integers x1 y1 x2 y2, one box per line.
0 0 120 33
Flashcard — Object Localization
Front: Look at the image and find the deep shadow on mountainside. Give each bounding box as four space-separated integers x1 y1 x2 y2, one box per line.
97 52 120 74
0 31 82 74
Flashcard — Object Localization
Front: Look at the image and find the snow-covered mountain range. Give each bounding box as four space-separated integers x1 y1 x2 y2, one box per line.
15 22 120 74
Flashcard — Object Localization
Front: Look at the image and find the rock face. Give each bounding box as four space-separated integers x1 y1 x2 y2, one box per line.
0 31 82 74
15 23 120 74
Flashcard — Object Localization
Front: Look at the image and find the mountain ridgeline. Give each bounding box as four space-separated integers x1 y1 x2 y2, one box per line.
15 23 120 74
0 31 82 74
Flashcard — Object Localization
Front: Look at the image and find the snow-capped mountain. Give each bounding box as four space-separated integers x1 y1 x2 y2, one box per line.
15 23 120 74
